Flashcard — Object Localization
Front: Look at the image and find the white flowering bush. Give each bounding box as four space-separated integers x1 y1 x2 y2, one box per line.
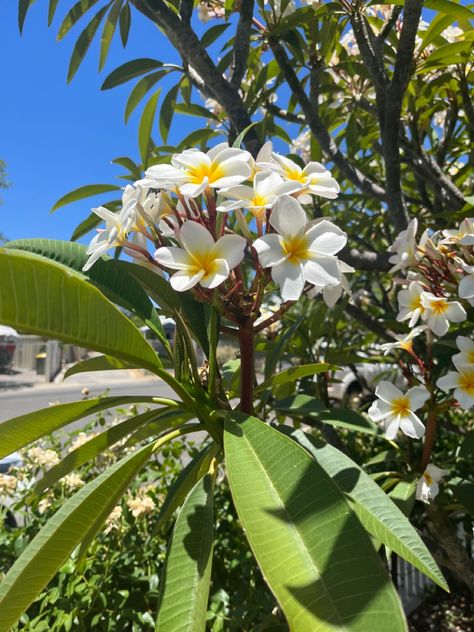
2 0 474 628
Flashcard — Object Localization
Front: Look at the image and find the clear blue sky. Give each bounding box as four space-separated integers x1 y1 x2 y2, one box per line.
0 2 201 244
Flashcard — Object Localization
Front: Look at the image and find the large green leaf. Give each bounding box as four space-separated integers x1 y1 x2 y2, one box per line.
154 444 216 534
155 474 215 632
224 413 407 632
288 429 448 590
256 363 332 394
64 354 146 379
99 0 122 70
34 407 178 494
67 4 110 83
5 240 171 355
0 249 162 374
0 443 154 632
101 58 164 90
57 0 100 39
51 183 122 212
0 396 167 459
139 90 161 166
376 0 474 19
125 70 168 123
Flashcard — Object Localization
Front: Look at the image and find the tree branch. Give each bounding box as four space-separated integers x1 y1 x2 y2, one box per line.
345 303 396 342
268 37 387 201
230 0 255 89
339 246 390 272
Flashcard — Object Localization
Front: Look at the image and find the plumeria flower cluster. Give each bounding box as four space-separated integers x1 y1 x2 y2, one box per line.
83 142 348 325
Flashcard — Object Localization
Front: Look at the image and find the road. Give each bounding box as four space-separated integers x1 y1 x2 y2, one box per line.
0 378 176 422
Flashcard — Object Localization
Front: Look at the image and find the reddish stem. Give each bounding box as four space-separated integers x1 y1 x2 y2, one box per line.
421 408 437 471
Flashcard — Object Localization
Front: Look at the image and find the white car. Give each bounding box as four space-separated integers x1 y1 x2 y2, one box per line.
327 363 405 408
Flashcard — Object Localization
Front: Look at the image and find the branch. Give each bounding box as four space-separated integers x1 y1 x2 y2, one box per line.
179 0 193 23
268 37 386 201
345 303 396 342
266 103 305 124
339 246 390 272
230 0 255 89
129 0 261 156
376 6 402 44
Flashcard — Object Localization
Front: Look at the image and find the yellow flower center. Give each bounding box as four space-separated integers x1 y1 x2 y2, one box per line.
431 298 448 315
281 234 309 264
186 161 224 185
410 295 425 313
250 194 269 208
189 251 219 279
391 396 410 417
459 371 474 395
424 473 433 485
283 166 306 183
399 341 413 352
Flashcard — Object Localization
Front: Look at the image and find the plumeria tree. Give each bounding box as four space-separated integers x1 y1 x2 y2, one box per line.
0 0 473 629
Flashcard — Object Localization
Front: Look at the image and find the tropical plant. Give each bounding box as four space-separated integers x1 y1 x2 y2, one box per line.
1 0 474 629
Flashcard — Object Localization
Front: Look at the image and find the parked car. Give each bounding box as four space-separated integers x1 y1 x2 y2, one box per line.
327 362 405 408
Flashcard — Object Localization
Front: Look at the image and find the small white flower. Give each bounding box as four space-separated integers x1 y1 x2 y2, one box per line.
452 336 474 371
154 221 246 292
217 171 302 219
62 473 85 491
388 218 421 272
442 25 463 43
253 196 346 301
397 281 426 326
379 326 426 355
26 447 60 468
0 474 17 496
437 368 474 409
104 505 123 534
416 464 448 504
258 153 339 203
459 263 474 307
340 30 359 56
140 144 251 198
127 495 155 518
421 292 466 337
367 381 430 440
441 217 474 245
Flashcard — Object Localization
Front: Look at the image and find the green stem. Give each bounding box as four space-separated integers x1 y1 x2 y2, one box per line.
239 324 254 415
208 306 219 398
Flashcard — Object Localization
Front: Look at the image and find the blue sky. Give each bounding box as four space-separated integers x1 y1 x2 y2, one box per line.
0 2 200 243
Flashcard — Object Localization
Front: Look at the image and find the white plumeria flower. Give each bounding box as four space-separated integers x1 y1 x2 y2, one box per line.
379 326 426 356
388 218 423 272
421 292 466 337
367 381 430 440
442 217 474 245
397 281 426 326
253 196 346 301
217 171 302 219
459 263 474 307
140 144 251 198
452 336 474 371
437 367 474 409
258 153 340 203
416 464 448 504
154 221 246 292
307 260 354 307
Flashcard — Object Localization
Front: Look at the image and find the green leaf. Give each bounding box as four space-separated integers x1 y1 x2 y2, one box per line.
0 396 162 459
272 394 379 435
288 429 448 590
70 211 102 241
111 155 142 179
51 183 121 212
18 0 35 33
160 85 179 144
0 249 162 374
224 414 407 631
200 23 230 48
125 71 168 123
119 1 131 46
389 479 417 517
67 4 110 83
48 0 60 26
452 478 474 514
174 103 218 121
156 474 215 632
177 128 221 151
232 122 258 149
34 408 173 494
99 0 122 71
459 430 474 460
5 239 169 352
64 354 143 379
424 40 473 65
419 13 457 51
154 445 216 534
125 409 195 446
0 444 154 631
374 0 474 19
257 363 332 394
101 58 164 90
57 0 100 39
139 90 160 167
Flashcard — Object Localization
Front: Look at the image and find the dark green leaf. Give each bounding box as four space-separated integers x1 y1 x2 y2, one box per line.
57 0 101 39
160 85 179 143
101 58 164 90
125 71 168 123
51 184 121 212
119 1 131 46
139 90 160 167
99 0 122 71
71 211 102 241
48 0 60 26
67 4 110 83
19 0 35 33
200 23 230 48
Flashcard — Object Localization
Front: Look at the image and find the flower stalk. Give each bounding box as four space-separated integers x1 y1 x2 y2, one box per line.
239 323 254 415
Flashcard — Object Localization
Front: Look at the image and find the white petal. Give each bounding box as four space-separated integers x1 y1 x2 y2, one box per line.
384 416 400 440
456 335 474 352
173 149 210 170
453 387 474 409
154 247 190 271
170 269 204 292
445 301 467 323
179 181 209 198
179 221 215 256
218 184 254 201
271 260 305 301
270 195 307 238
426 311 448 336
303 256 341 287
425 464 448 482
253 235 286 268
214 234 246 269
200 258 229 289
400 412 425 439
368 399 392 421
459 275 474 299
406 386 430 411
375 381 404 404
322 283 343 307
306 221 347 255
436 371 460 392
